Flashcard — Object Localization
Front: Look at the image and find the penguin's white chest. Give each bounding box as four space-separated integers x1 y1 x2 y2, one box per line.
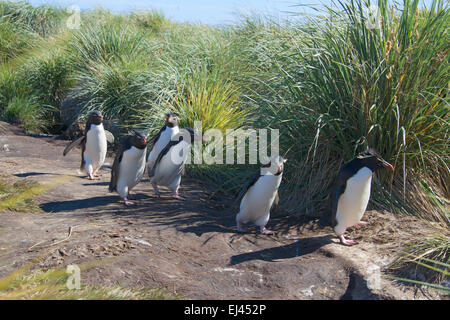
117 146 147 193
335 167 372 233
85 124 107 168
237 174 282 226
147 126 179 170
151 141 190 190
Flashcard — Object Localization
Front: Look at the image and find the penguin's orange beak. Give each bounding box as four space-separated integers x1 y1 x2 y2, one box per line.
99 115 103 121
277 165 282 174
383 160 394 171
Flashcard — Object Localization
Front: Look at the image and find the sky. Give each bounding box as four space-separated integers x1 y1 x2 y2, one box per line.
27 0 327 25
27 0 436 26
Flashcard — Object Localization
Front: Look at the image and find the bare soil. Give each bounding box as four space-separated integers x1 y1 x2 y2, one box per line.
0 121 444 299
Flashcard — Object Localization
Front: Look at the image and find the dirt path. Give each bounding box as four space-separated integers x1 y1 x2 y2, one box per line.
0 122 439 299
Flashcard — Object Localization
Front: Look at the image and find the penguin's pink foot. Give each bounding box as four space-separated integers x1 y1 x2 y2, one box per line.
260 227 274 235
172 193 185 201
353 221 368 229
93 172 102 177
338 234 358 246
87 173 99 180
123 198 134 206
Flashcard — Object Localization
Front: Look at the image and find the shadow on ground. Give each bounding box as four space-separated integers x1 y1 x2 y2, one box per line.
229 235 333 265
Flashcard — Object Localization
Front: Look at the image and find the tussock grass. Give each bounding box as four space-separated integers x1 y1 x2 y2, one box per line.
388 231 449 292
130 10 169 34
0 19 36 63
173 73 248 131
0 0 66 36
261 0 449 221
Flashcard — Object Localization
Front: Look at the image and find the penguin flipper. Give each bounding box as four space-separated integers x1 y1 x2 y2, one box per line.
104 130 115 144
63 136 85 156
147 126 165 147
149 140 180 178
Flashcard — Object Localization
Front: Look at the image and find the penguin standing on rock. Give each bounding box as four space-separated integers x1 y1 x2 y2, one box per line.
148 127 198 200
63 110 114 180
236 155 287 235
109 131 148 206
146 113 180 173
329 148 394 246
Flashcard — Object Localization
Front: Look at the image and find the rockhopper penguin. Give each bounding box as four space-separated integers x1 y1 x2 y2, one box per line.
146 113 180 171
109 131 148 206
148 127 198 200
329 148 394 246
63 110 114 180
236 155 287 235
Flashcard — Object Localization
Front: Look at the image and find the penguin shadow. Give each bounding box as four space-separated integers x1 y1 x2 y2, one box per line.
40 195 118 213
229 234 334 266
82 181 110 186
14 172 57 178
100 164 112 171
178 218 236 236
174 199 238 235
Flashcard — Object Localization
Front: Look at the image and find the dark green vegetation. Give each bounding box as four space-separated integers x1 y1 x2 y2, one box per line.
0 0 448 290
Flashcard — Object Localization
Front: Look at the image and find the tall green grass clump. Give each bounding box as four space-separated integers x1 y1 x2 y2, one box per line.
131 10 169 34
4 95 47 132
255 0 449 283
0 19 36 63
173 72 248 131
0 0 66 36
15 48 72 131
266 0 449 221
389 232 449 292
64 21 164 130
